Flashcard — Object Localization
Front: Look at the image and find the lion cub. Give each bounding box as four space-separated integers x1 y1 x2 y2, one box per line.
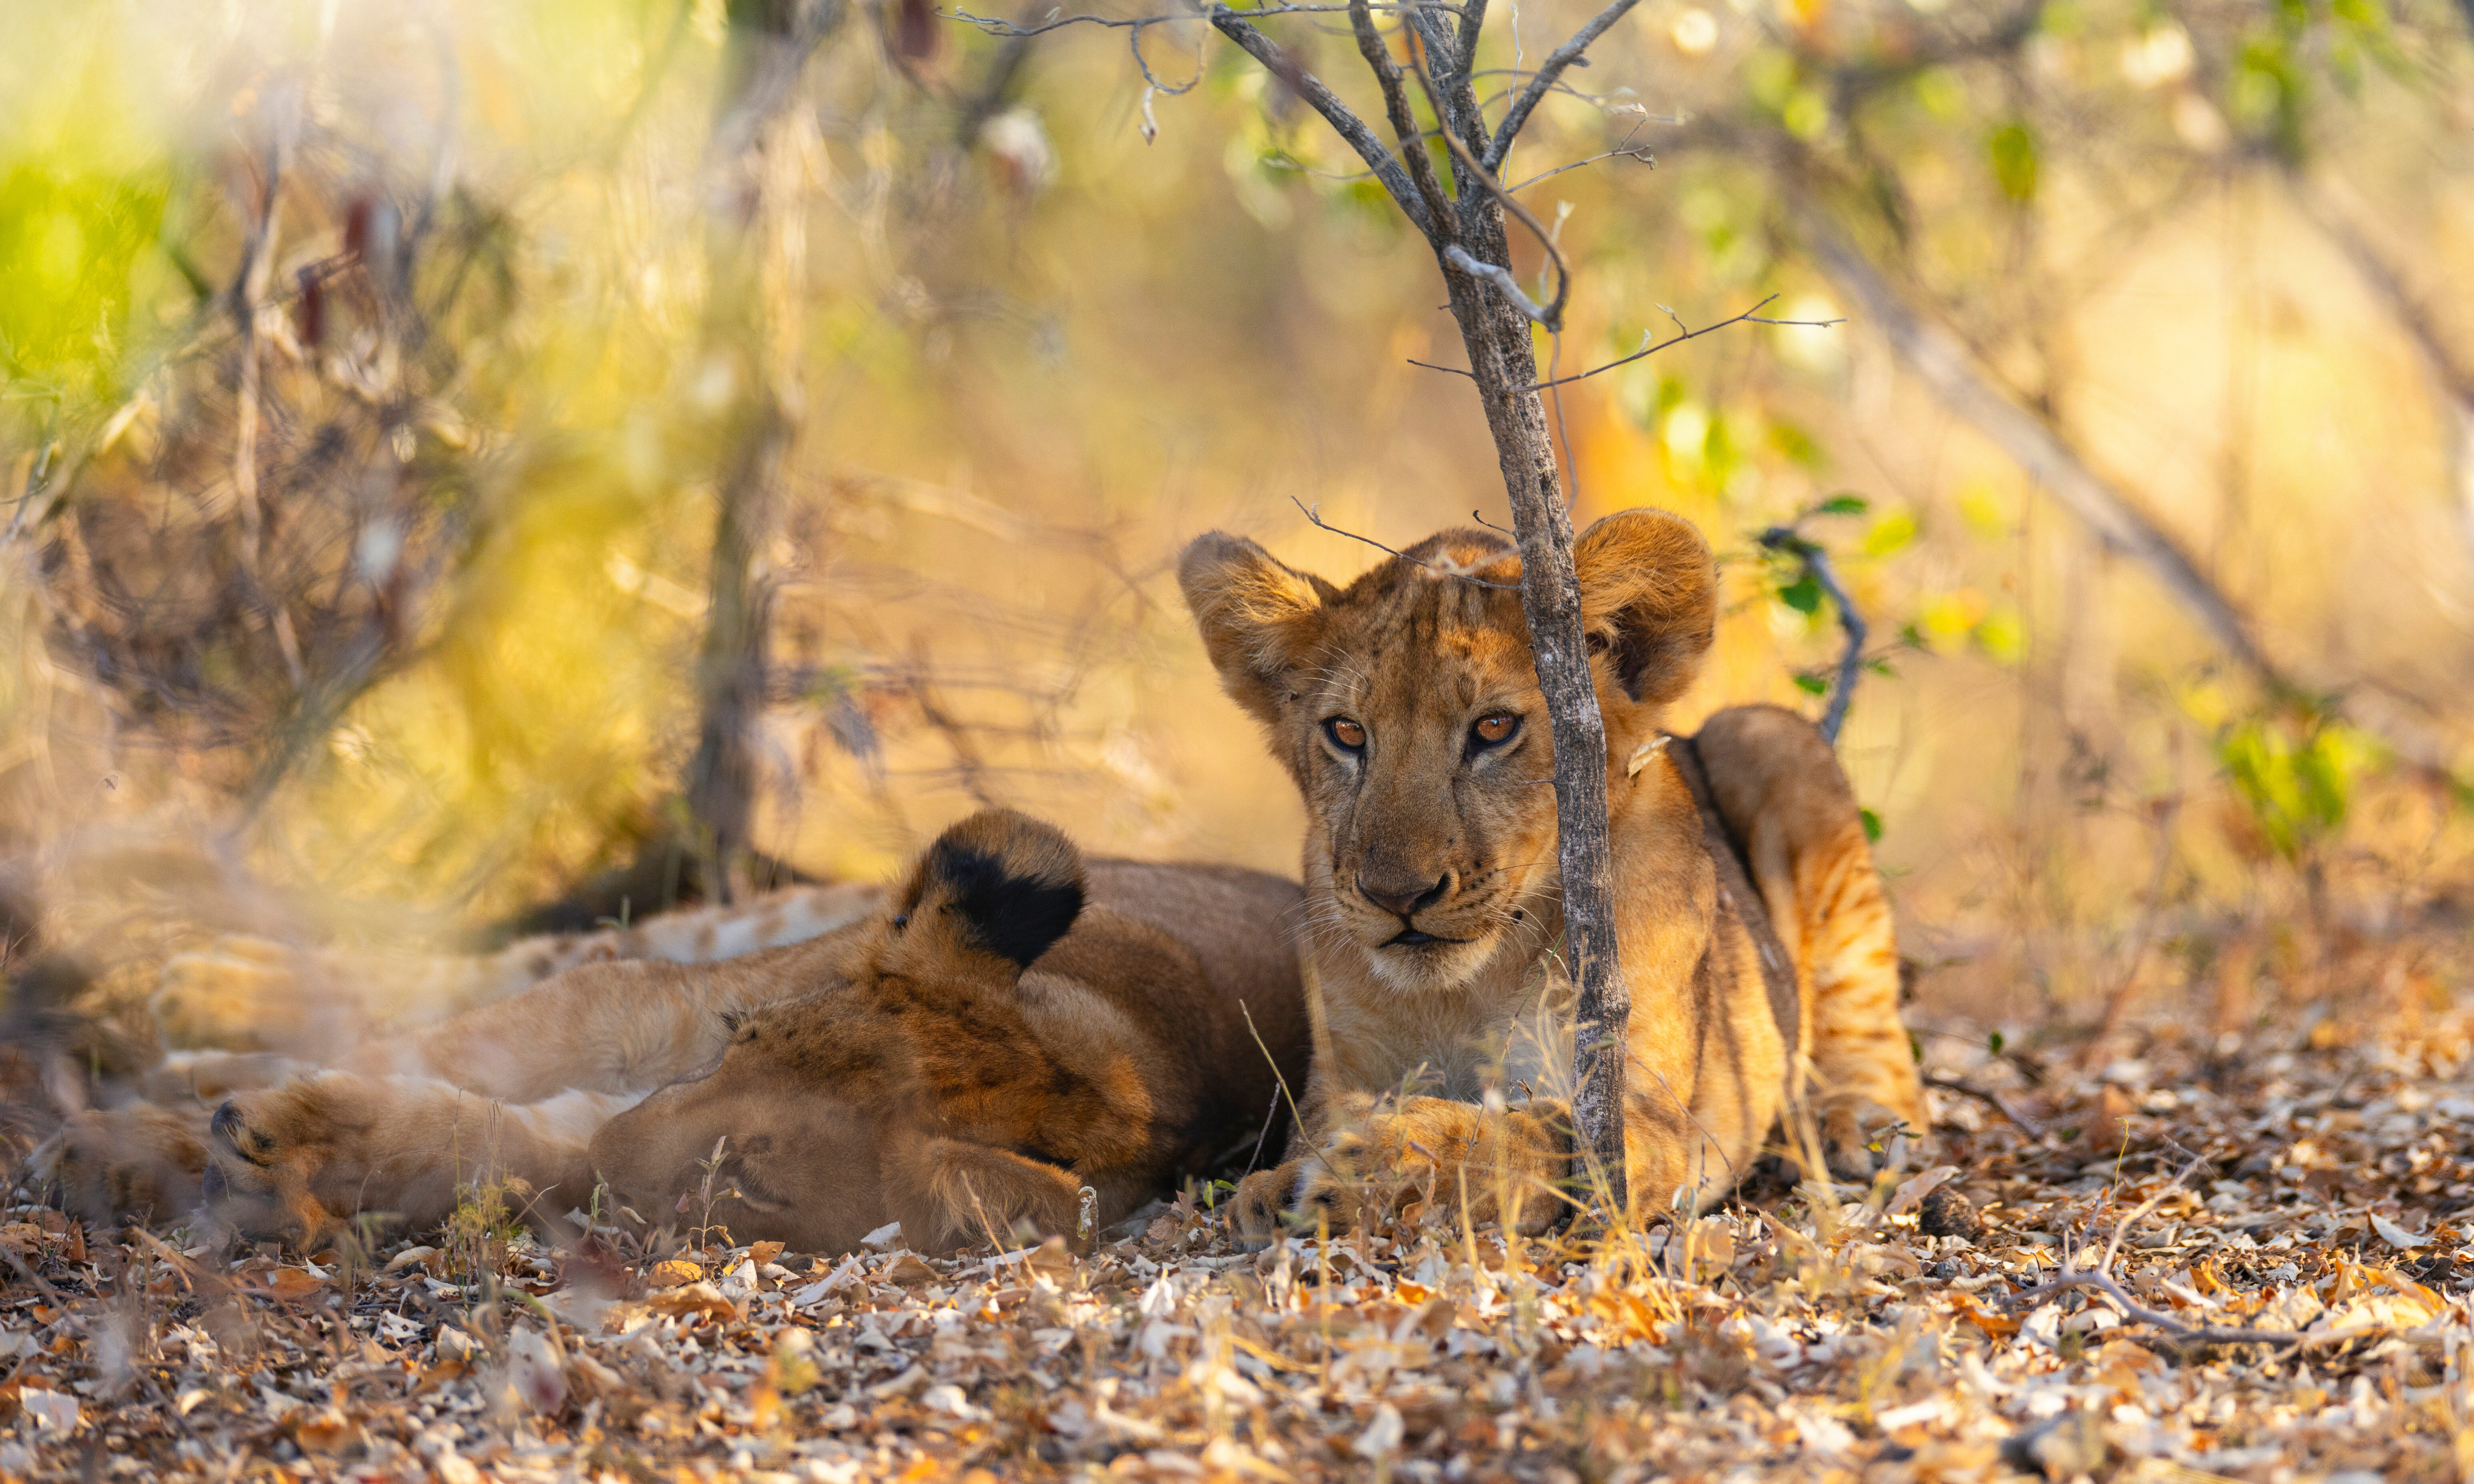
1180 509 1928 1239
72 811 1309 1254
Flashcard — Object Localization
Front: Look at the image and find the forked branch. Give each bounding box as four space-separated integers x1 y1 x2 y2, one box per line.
1204 4 1435 235
1484 0 1643 170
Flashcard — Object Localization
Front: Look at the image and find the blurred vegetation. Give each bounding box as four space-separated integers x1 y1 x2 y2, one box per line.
2 0 2472 1045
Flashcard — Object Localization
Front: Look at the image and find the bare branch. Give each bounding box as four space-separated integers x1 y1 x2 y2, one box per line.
1412 48 1569 327
1503 123 1654 193
1758 525 1866 743
1789 189 2466 780
951 2 1462 35
1347 0 1458 238
1205 4 1434 234
1495 295 1839 392
1484 0 1643 171
1921 1073 2045 1138
2287 173 2474 585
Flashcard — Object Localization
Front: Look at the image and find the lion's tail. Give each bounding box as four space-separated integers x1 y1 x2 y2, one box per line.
1690 705 1928 1172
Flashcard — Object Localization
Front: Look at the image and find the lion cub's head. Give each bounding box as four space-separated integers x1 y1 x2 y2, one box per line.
1180 509 1716 992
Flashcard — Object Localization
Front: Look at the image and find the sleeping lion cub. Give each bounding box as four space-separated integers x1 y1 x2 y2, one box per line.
54 811 1310 1255
1180 508 1928 1239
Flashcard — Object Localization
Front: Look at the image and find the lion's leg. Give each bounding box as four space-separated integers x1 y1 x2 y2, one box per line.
205 1072 630 1242
342 956 799 1104
1693 705 1929 1177
881 1134 1090 1255
1291 1095 1571 1236
135 1051 314 1104
151 885 882 1054
36 1104 211 1225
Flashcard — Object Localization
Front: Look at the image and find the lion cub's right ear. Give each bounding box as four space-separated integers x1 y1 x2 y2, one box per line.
1179 532 1336 726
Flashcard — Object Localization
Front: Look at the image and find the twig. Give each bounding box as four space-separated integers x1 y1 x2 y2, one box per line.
953 0 1462 32
1346 0 1458 239
1484 0 1643 171
1757 525 1865 743
1486 296 1841 392
1442 246 1554 325
1503 121 1655 194
1290 497 1519 590
1205 5 1434 235
1922 1073 2045 1139
2098 1154 2205 1276
2000 1269 2361 1350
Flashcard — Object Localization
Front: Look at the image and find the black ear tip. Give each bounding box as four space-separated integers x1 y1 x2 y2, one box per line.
921 810 1088 970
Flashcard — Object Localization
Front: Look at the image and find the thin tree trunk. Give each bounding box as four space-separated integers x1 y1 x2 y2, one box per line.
1442 241 1630 1213
685 0 839 900
1207 0 1639 1215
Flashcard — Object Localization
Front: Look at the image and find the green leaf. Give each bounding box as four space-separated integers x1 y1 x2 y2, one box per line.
1778 573 1822 614
1988 1030 2005 1055
1793 673 1830 696
1817 493 1869 516
1909 1032 1923 1066
1768 420 1824 470
1862 511 1918 557
1988 122 2038 203
1859 807 1883 843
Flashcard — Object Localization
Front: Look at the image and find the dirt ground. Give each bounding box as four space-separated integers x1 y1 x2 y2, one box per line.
5 1005 2474 1484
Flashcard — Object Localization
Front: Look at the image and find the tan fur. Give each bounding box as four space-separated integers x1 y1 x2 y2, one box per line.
150 884 883 1055
63 814 1311 1255
1179 510 1927 1240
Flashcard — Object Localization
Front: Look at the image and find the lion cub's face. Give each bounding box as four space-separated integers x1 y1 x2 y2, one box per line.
1181 511 1716 992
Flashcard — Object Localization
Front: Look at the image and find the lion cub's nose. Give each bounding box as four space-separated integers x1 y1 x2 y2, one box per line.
1357 872 1452 918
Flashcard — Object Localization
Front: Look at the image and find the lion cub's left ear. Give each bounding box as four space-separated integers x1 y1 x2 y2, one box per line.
894 809 1088 973
1573 508 1718 705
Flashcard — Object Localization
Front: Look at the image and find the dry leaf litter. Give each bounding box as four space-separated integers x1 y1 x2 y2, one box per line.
8 1012 2474 1482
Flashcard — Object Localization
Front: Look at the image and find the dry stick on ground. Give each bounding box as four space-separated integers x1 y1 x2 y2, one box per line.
1998 1157 2363 1351
1920 1072 2046 1139
1787 186 2463 781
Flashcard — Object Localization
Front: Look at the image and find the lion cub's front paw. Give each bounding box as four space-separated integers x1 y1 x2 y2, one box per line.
1289 1123 1392 1232
1293 1097 1575 1235
1226 1164 1299 1249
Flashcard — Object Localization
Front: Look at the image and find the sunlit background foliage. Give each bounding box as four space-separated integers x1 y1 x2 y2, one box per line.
4 0 2473 1045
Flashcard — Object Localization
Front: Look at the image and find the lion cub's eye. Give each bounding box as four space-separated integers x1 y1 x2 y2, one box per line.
1472 713 1521 747
1323 717 1368 752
